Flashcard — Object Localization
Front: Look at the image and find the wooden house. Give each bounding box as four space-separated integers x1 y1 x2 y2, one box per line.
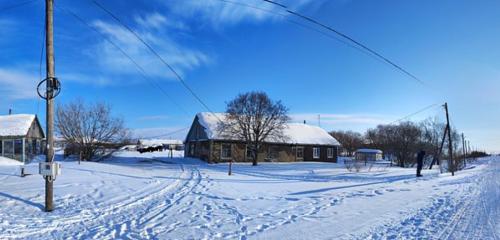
0 114 45 163
185 113 341 163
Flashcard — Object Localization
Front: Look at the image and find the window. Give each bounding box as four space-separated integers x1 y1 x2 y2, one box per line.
221 144 232 159
246 145 253 160
313 147 320 159
327 148 334 158
296 147 304 159
267 146 279 160
4 140 14 156
189 143 195 156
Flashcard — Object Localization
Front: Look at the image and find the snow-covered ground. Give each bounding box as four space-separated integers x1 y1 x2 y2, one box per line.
0 151 498 239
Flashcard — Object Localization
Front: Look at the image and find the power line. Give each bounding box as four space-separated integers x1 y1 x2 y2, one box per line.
37 19 46 116
389 103 439 125
257 0 425 86
91 0 223 124
217 0 381 63
0 0 37 13
55 5 192 118
141 126 191 140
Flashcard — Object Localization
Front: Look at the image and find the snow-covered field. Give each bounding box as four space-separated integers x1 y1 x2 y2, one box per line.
0 151 498 239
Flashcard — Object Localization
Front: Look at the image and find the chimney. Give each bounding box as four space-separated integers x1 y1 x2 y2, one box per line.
8 108 12 115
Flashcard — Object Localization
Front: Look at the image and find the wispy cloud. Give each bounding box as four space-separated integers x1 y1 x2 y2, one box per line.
290 113 394 132
132 126 189 140
291 113 393 124
165 0 321 27
137 115 170 121
134 12 187 31
0 68 37 100
81 12 209 85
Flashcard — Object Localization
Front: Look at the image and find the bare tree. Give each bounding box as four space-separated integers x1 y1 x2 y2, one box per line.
218 91 290 166
329 130 364 156
56 100 129 161
366 122 421 167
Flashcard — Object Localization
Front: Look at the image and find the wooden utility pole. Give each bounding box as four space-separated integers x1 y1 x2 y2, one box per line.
462 133 466 168
444 102 454 176
45 0 55 212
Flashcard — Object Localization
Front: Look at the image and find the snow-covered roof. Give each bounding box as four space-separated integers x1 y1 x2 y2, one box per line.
356 149 383 154
138 139 183 147
0 114 36 137
195 112 340 146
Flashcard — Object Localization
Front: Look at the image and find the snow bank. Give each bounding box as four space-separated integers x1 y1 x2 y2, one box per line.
0 156 23 166
196 112 340 145
0 114 35 137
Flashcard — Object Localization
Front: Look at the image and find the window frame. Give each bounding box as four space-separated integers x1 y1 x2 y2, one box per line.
221 143 232 160
296 146 304 160
327 147 334 159
313 147 320 159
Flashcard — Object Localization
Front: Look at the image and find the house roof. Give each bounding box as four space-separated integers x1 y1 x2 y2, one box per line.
356 148 383 154
0 114 37 137
195 112 340 146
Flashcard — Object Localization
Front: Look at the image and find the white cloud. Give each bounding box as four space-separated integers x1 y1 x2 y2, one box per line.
132 126 188 140
0 68 37 100
88 13 209 84
166 0 319 27
290 113 394 132
138 115 170 121
134 12 187 31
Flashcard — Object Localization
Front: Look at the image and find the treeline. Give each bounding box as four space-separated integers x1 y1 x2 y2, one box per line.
330 118 480 168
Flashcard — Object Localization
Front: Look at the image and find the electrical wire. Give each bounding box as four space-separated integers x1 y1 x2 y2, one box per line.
217 0 383 64
260 0 425 86
141 126 191 140
56 5 192 118
388 103 440 125
37 19 46 116
91 0 224 124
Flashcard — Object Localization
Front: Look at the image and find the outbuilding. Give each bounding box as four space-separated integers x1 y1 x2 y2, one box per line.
185 112 341 163
0 114 45 163
355 149 383 162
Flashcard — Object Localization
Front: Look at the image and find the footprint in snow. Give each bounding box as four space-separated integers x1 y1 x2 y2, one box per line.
256 224 269 232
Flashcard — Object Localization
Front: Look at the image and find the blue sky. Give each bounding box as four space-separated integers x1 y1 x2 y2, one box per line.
1 0 499 152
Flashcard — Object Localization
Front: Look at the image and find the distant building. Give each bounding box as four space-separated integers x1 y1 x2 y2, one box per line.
137 139 184 151
184 112 341 163
0 114 45 163
355 149 383 162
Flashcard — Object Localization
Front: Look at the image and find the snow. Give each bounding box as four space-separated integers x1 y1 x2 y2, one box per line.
0 114 36 137
0 156 23 166
137 139 183 147
196 112 340 145
0 152 497 239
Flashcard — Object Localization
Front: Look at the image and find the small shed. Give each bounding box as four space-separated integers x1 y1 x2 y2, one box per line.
355 149 383 162
0 114 45 163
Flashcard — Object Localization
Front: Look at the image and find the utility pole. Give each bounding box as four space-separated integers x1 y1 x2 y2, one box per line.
45 0 55 212
444 102 454 176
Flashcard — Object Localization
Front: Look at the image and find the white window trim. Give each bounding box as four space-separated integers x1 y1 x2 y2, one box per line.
313 147 320 159
221 143 232 160
327 148 334 158
296 146 304 160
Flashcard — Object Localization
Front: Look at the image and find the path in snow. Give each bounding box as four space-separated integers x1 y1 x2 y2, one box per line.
0 152 497 239
361 157 499 240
